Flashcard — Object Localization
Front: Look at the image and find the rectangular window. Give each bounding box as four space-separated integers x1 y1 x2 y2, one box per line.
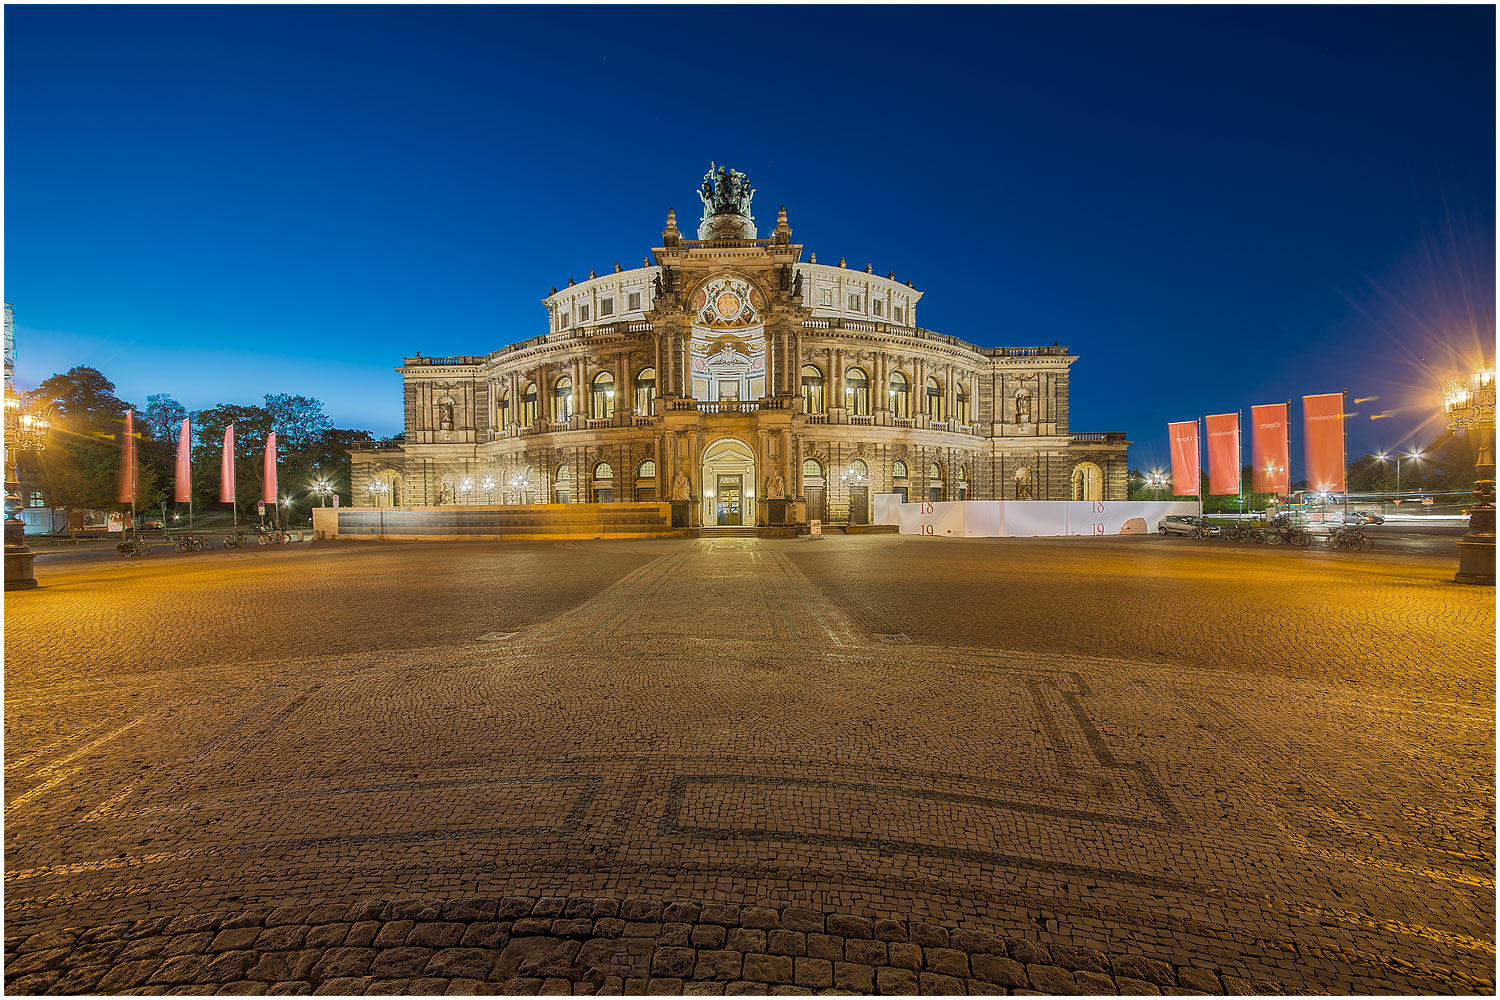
895 305 907 325
819 288 833 307
559 312 569 329
848 294 862 311
872 299 884 318
578 304 590 322
627 291 641 311
599 297 614 317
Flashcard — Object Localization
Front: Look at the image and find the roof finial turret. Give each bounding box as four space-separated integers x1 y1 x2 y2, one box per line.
662 208 681 247
773 205 792 245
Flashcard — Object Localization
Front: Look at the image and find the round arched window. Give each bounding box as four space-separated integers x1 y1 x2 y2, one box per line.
594 462 613 481
850 459 869 476
893 460 909 479
803 458 824 479
638 460 657 479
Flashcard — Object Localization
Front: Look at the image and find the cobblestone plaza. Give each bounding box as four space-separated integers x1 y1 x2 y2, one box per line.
4 536 1494 995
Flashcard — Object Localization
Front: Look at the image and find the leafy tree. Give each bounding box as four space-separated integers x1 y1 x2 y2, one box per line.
264 393 333 454
143 394 188 443
36 366 128 422
190 403 273 519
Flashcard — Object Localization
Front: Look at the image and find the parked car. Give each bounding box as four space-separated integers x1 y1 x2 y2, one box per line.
1158 515 1218 538
1346 510 1385 525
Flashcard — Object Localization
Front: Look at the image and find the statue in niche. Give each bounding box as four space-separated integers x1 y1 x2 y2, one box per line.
438 401 455 432
671 470 691 501
792 270 803 298
1014 465 1034 500
766 473 786 500
1015 390 1032 425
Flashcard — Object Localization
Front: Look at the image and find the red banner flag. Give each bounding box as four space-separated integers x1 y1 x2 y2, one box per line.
263 431 278 504
1302 392 1346 493
221 425 236 502
1168 420 1200 496
1205 412 1241 495
1250 403 1289 494
174 418 191 503
118 409 137 503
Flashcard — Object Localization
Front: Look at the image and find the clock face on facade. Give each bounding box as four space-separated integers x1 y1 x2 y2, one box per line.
695 275 761 329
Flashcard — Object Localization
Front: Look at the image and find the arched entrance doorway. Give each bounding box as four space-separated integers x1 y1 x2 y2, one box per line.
702 437 756 526
1072 461 1103 501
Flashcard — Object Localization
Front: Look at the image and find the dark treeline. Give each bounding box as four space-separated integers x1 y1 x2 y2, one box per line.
20 365 388 526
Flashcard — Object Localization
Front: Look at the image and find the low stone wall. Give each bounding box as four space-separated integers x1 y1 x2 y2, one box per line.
312 504 685 542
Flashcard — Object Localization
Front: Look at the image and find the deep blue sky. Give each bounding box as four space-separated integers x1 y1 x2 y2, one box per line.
7 6 1494 468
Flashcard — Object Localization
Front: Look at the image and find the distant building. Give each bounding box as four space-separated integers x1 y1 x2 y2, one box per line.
4 302 14 392
351 169 1129 525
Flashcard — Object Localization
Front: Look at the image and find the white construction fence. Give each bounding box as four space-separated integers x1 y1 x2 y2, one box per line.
872 495 1200 538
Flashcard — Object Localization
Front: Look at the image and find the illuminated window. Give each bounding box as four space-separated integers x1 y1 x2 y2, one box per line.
801 365 825 414
955 385 970 425
803 458 824 480
554 464 571 503
634 367 656 415
892 460 909 479
638 459 656 479
845 367 870 415
590 371 615 419
496 392 509 432
28 491 44 507
522 382 538 426
553 376 573 422
926 376 944 421
888 371 910 417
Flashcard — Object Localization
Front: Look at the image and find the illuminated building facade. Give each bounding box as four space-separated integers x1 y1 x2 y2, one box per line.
351 169 1128 527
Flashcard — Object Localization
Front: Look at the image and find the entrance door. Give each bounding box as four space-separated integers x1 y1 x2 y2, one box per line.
804 487 824 524
849 486 869 524
716 475 743 526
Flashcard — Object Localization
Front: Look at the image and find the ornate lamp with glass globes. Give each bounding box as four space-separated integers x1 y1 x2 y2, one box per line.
5 388 53 590
1442 365 1496 585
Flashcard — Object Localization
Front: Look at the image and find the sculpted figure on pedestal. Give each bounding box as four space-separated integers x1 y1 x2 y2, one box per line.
671 470 691 500
766 474 786 500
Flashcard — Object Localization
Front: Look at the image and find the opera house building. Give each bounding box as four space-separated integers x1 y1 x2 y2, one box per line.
349 167 1128 533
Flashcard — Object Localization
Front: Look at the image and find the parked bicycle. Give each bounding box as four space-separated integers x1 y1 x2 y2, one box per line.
1222 520 1266 544
1264 514 1312 546
172 532 213 553
1327 524 1373 551
116 532 154 558
256 525 291 545
222 528 249 548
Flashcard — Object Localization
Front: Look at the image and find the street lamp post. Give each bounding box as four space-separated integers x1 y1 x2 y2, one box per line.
481 476 495 503
5 389 53 590
313 479 332 507
367 480 389 507
1443 367 1496 585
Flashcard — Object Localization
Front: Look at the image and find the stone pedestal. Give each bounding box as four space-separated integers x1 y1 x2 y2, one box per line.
1455 504 1495 586
767 498 789 525
670 500 692 528
5 520 37 591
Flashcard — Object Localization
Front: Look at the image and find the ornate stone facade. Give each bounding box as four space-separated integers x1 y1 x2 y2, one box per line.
351 172 1129 526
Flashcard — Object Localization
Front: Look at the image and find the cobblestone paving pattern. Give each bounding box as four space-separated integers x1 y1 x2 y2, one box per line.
4 535 1494 994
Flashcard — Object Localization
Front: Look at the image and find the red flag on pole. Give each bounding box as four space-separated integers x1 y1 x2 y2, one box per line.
1250 403 1289 494
1302 393 1346 493
174 418 192 503
1168 420 1200 496
1205 412 1241 496
263 431 278 504
221 425 236 502
118 409 137 503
